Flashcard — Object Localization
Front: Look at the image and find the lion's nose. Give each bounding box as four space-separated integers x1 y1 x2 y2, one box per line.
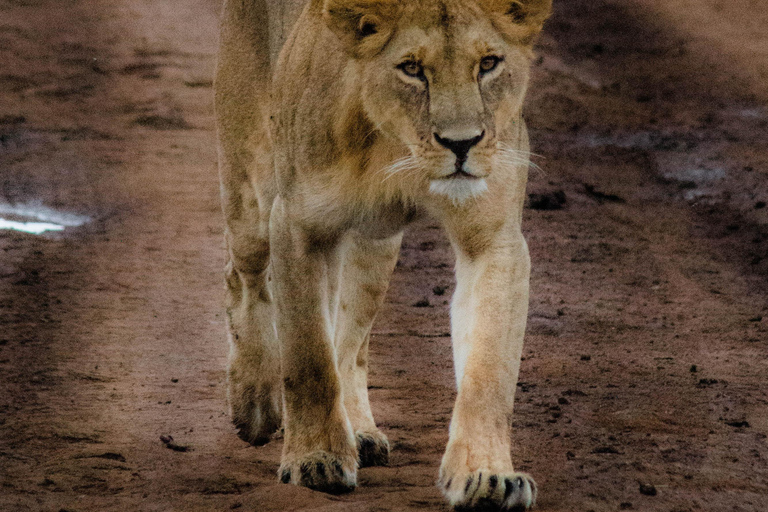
434 131 485 161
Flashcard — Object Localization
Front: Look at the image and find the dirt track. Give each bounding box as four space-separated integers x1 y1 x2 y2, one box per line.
1 1 767 511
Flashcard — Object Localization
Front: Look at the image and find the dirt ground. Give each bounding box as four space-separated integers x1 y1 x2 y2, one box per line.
1 1 767 511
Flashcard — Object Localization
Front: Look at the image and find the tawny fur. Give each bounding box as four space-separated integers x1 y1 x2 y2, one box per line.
215 0 551 508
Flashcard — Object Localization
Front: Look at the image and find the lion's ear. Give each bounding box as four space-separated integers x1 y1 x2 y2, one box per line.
481 0 552 44
323 0 399 57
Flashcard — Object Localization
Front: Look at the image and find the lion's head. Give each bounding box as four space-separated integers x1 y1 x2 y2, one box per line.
323 0 551 203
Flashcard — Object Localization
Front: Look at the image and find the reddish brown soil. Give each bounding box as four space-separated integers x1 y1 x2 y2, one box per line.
1 1 767 511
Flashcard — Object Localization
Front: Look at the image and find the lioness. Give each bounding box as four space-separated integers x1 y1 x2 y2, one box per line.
215 0 551 509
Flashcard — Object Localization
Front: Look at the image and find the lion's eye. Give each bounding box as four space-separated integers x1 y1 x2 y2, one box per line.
479 56 502 74
398 61 424 79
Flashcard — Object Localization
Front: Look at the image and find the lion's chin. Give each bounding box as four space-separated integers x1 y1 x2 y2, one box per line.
428 177 488 205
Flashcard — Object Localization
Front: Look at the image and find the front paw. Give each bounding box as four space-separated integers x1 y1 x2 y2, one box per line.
439 469 537 511
356 430 390 467
279 451 357 494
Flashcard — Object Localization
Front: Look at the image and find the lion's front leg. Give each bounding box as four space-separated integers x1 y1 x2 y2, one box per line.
269 197 357 494
334 232 402 468
438 229 535 511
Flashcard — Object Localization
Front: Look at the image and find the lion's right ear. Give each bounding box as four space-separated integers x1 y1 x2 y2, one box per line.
323 0 399 57
481 0 552 44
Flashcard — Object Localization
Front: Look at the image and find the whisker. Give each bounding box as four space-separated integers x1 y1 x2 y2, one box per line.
495 144 544 175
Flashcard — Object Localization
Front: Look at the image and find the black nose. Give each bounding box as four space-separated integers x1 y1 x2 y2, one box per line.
434 131 485 160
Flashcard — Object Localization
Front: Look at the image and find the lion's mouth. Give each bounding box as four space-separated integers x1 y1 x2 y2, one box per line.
445 169 479 180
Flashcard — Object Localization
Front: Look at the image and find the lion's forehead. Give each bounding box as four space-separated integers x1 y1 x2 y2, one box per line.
399 0 488 25
389 11 506 69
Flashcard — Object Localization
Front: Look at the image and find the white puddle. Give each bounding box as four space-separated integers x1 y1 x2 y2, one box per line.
0 219 65 234
0 202 90 235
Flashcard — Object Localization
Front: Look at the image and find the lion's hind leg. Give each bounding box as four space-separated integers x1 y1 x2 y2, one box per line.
224 228 282 446
219 169 282 446
334 232 402 467
216 0 282 446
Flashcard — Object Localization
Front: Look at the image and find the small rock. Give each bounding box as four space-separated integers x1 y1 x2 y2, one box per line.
580 354 591 361
412 299 431 308
432 285 447 296
160 434 191 452
689 365 697 373
638 482 657 496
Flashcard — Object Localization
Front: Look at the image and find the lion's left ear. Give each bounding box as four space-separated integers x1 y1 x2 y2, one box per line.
323 0 400 57
480 0 552 44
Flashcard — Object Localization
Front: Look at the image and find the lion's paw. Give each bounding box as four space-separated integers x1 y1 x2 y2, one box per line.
356 430 390 467
278 451 357 494
228 381 282 447
439 470 537 511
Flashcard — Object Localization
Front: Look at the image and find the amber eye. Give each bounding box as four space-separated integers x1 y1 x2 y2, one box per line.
479 56 502 74
398 61 424 79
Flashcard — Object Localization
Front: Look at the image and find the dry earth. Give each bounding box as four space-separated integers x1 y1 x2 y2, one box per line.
1 1 767 511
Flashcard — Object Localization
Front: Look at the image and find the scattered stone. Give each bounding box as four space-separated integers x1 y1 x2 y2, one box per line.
638 482 657 496
620 503 633 510
171 378 179 383
432 285 447 296
689 365 697 373
160 434 191 452
580 354 592 361
697 378 719 386
725 420 750 428
412 299 431 308
558 397 571 405
748 315 763 322
528 190 567 210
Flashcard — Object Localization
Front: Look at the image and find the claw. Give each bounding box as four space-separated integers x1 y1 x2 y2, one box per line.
488 475 498 493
